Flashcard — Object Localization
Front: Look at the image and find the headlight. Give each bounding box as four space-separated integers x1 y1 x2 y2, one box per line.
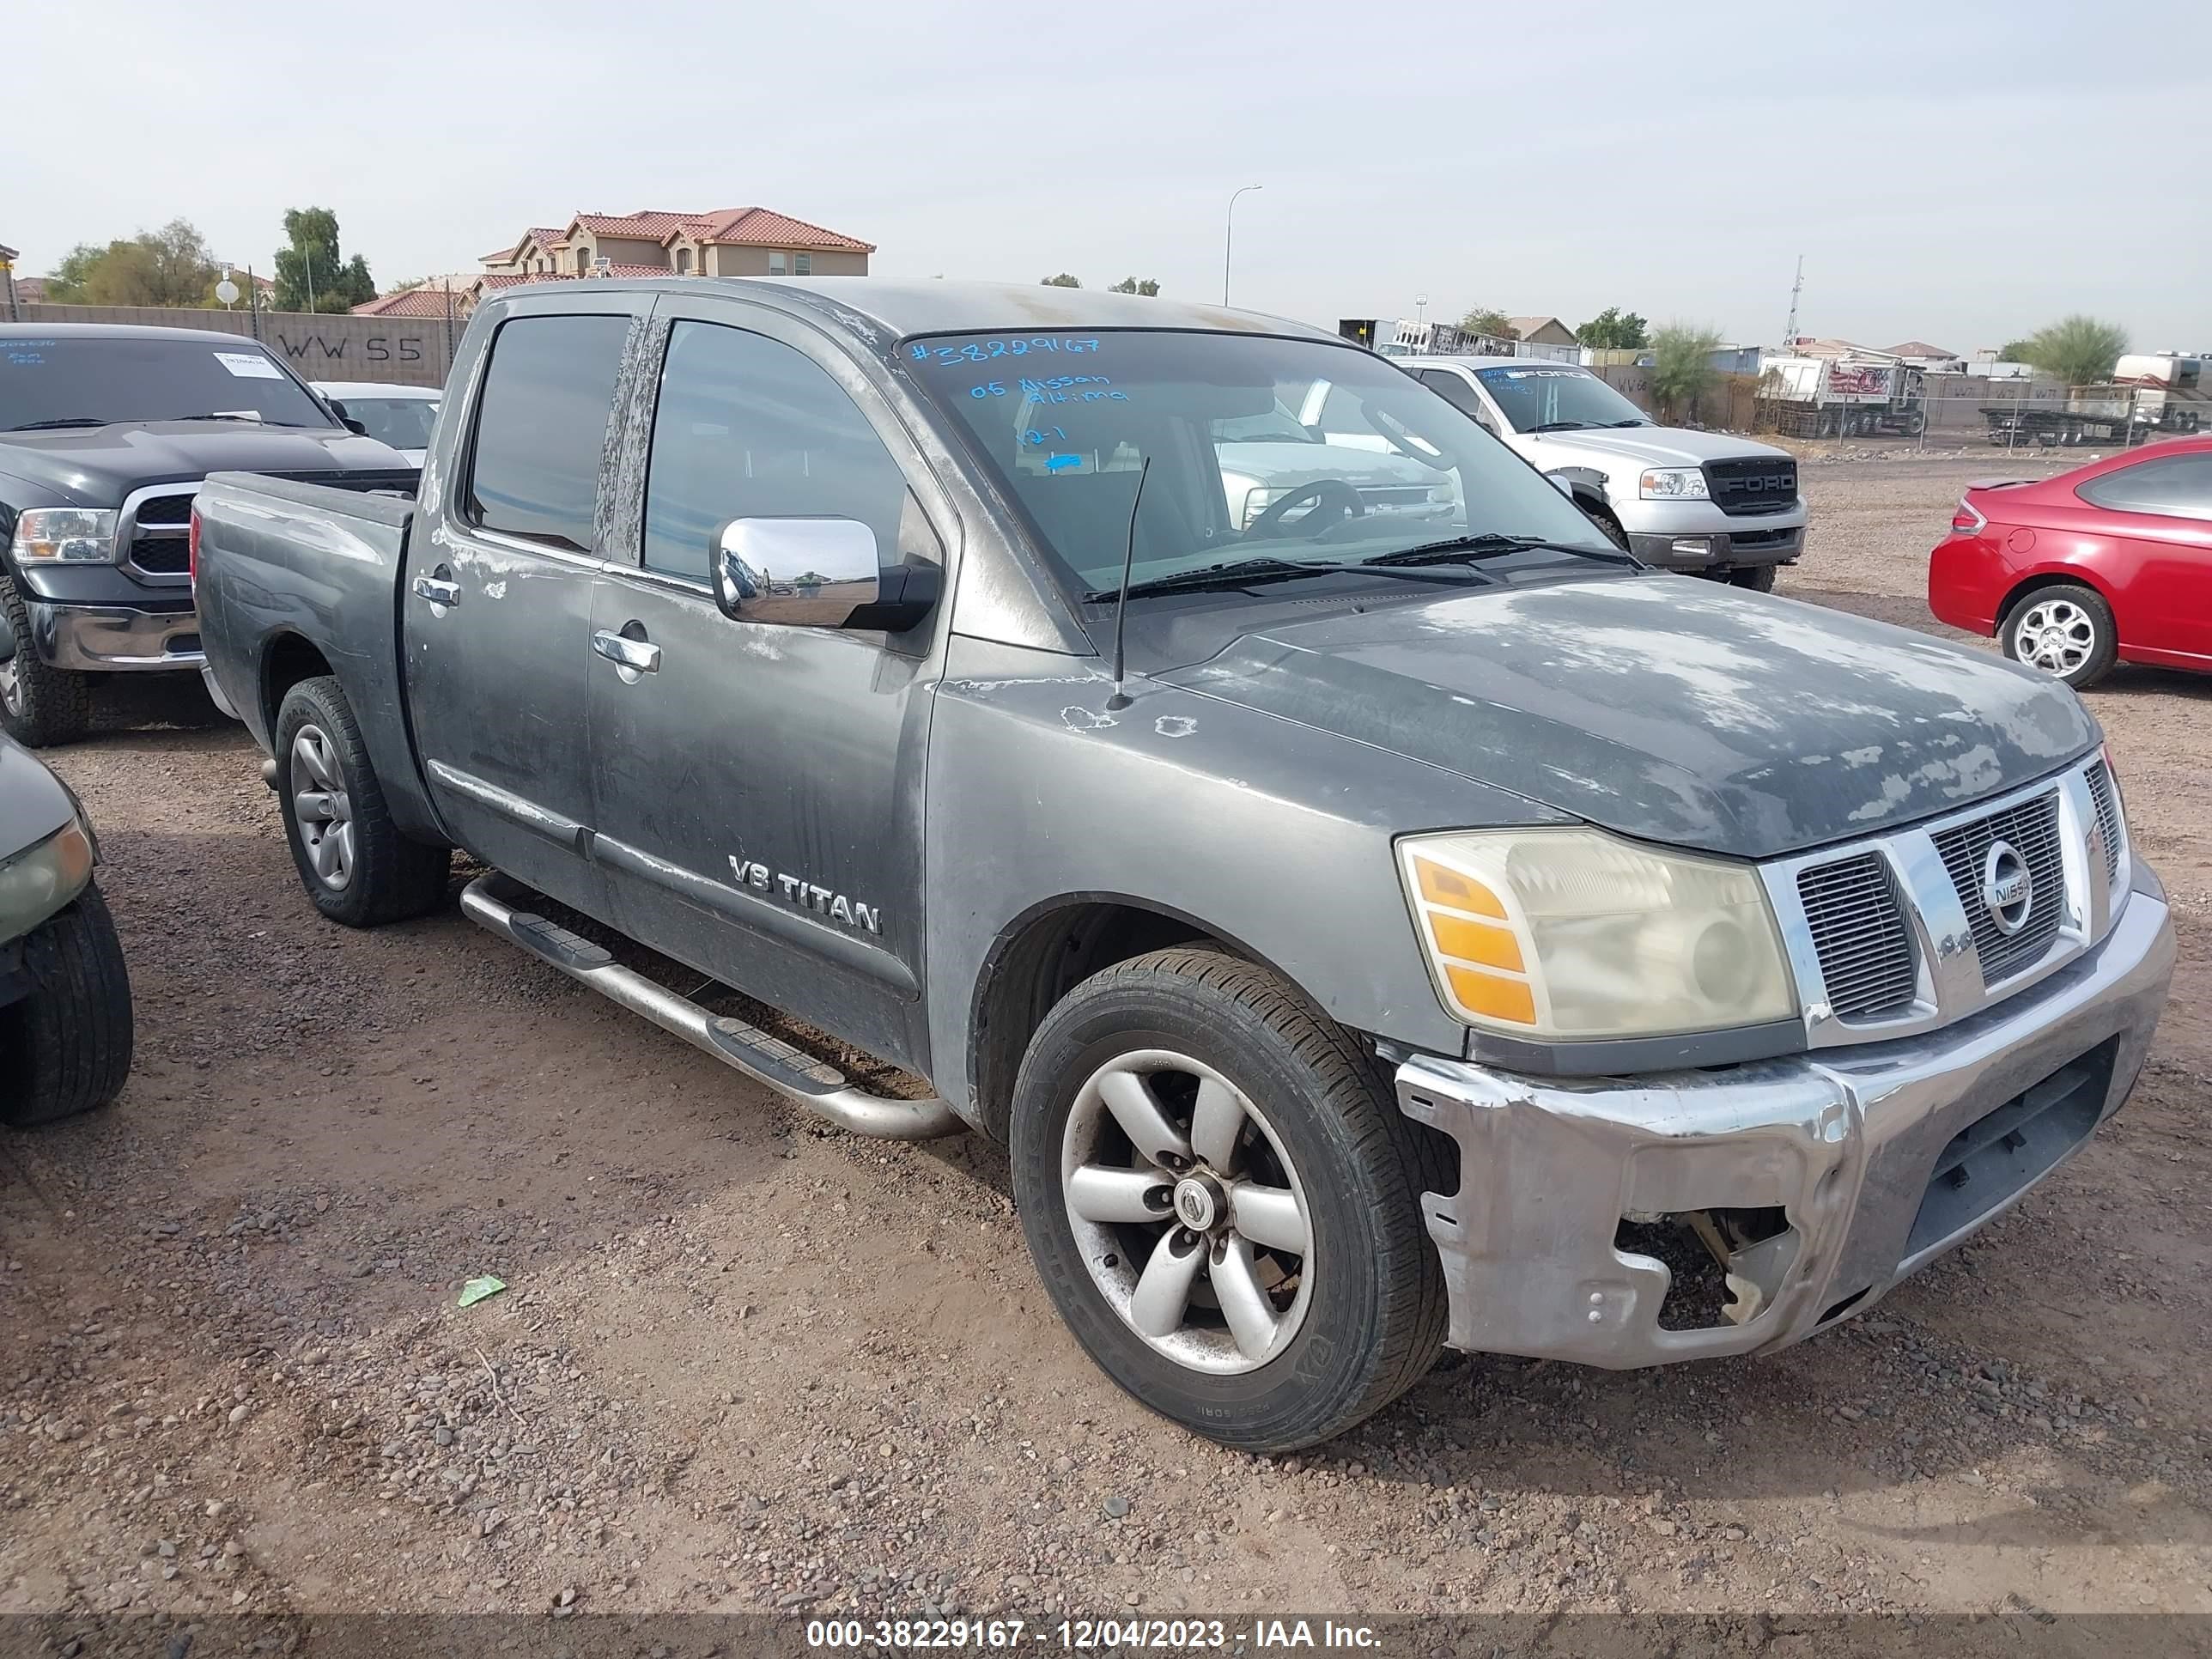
0 817 97 942
1242 487 1292 527
11 507 119 563
1398 829 1796 1041
1638 469 1709 501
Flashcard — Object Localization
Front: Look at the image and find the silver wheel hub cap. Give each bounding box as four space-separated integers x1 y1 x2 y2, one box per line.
2018 599 2094 675
1060 1048 1315 1376
290 725 356 891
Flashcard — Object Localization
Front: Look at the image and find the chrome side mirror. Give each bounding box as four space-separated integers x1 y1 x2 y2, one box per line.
714 518 882 627
712 517 943 632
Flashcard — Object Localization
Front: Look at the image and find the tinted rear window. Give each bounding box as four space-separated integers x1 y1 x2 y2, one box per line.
2078 454 2212 519
1 334 334 431
465 315 629 550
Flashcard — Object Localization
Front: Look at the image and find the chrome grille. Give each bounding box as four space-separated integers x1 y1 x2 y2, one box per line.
118 484 198 584
2084 760 2121 883
132 494 193 526
1796 853 1916 1019
1930 792 2065 984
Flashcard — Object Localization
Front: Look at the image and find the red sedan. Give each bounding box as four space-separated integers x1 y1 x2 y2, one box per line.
1928 435 2212 688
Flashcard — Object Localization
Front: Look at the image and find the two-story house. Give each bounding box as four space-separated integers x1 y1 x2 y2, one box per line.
480 207 873 282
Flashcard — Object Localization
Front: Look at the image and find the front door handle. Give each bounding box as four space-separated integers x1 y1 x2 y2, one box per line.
591 629 661 674
413 574 461 608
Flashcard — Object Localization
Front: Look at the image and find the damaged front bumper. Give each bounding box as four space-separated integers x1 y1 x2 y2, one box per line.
1395 868 2173 1367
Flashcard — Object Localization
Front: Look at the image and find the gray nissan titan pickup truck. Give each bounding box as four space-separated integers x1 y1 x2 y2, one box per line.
191 278 2174 1453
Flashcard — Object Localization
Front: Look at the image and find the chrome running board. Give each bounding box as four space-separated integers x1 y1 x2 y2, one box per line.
459 872 961 1141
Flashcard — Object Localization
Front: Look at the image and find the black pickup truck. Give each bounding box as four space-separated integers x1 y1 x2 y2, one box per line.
0 323 415 746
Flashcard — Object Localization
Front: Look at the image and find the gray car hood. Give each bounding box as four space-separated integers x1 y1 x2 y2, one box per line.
0 734 80 862
1161 575 2097 859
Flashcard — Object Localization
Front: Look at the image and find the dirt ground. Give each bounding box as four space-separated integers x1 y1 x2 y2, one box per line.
3 456 2209 1636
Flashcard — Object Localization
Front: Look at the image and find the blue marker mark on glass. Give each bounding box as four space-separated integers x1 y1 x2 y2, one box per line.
1045 453 1082 472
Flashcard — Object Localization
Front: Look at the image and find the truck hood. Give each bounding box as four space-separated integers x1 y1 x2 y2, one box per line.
1161 574 2096 859
1521 425 1790 475
0 422 406 507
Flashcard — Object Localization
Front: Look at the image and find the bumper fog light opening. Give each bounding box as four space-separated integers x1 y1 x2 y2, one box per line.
1615 1206 1797 1331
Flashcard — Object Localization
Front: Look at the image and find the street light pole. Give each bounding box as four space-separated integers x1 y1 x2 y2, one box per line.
1222 185 1261 307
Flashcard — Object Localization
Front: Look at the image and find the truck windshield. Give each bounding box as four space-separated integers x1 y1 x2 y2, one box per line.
1472 366 1650 434
906 331 1617 596
1 336 336 432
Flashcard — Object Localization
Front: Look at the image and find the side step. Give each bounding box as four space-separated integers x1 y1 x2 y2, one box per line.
459 872 962 1141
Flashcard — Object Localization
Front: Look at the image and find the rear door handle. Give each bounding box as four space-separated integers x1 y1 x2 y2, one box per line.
413 574 461 607
591 629 661 673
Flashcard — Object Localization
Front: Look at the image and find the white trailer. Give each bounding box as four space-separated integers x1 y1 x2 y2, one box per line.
1757 356 1927 438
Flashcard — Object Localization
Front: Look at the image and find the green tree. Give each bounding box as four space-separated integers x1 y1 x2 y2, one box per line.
1458 307 1517 340
1996 339 2035 363
274 208 376 313
1576 307 1648 349
40 221 221 307
1650 323 1723 421
2019 314 2129 386
1107 276 1161 295
1039 272 1082 288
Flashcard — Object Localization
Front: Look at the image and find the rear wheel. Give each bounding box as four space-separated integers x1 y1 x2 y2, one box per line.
2 884 133 1127
2002 583 2118 690
0 570 93 749
275 676 449 927
1010 948 1448 1453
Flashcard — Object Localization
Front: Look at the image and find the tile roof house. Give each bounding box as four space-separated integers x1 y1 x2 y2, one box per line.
481 206 874 281
356 205 875 318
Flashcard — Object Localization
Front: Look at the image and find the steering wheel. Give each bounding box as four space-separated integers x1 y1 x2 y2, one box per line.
1247 477 1366 538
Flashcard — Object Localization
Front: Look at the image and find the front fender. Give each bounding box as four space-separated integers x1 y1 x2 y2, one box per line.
921 638 1571 1127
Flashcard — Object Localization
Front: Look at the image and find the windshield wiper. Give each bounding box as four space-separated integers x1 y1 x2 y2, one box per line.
1524 420 1593 432
1605 418 1650 427
1363 533 1639 569
7 417 111 431
1085 555 1498 603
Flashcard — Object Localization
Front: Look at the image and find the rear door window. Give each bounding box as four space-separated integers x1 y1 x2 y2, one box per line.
465 314 629 550
2078 455 2212 520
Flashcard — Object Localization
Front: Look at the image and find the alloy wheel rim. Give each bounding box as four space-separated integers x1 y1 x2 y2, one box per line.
0 650 21 717
1060 1048 1315 1375
2018 599 2095 676
290 725 356 890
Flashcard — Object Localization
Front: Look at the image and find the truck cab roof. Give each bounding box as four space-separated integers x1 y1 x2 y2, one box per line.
486 276 1342 354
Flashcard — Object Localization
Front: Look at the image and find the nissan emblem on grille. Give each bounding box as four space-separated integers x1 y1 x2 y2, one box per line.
1981 841 2033 935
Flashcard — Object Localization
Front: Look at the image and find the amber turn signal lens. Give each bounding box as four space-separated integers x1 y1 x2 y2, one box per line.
1444 965 1537 1024
1414 858 1506 917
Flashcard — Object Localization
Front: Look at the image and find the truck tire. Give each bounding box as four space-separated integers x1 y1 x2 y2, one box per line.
0 569 94 749
275 676 449 927
1009 948 1449 1453
2001 583 2118 690
2 884 134 1127
1581 502 1630 552
1728 563 1778 592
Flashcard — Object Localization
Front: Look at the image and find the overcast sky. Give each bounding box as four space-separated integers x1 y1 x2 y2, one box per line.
14 2 2208 351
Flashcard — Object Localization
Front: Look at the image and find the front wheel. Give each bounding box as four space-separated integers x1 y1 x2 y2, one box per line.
1010 948 1448 1453
2 884 134 1127
1728 562 1779 592
0 570 93 748
2002 584 2118 690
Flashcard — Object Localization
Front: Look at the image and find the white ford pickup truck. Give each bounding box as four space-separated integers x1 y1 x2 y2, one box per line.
1392 356 1806 590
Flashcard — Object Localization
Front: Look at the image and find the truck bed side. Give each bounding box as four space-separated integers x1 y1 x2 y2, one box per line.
193 471 445 842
